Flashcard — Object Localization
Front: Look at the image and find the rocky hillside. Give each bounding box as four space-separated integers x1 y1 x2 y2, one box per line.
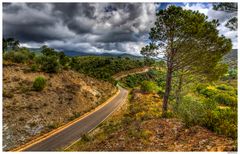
224 49 237 68
3 63 117 151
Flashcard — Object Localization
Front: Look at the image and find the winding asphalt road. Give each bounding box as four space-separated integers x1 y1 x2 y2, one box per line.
17 86 128 151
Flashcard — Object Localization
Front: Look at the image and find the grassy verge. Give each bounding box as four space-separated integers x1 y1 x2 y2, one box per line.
65 90 165 151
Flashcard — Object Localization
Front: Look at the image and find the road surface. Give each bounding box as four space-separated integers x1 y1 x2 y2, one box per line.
18 87 128 151
113 67 151 80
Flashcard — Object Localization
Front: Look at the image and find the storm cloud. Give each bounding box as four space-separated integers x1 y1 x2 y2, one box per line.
3 3 158 55
3 3 237 55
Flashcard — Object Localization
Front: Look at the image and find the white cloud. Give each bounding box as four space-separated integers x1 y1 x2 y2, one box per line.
182 3 238 49
182 3 211 15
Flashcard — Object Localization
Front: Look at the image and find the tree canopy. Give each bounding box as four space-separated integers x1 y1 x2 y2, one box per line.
141 6 232 115
3 38 20 52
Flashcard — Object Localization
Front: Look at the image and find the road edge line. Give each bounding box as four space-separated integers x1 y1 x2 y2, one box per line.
11 88 120 152
63 89 129 151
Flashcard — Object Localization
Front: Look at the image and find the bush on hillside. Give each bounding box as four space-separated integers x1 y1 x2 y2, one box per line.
214 93 237 107
141 81 159 93
228 69 237 80
177 96 216 127
196 83 237 107
3 48 35 63
177 95 237 139
216 84 234 91
30 64 39 72
3 49 35 63
12 52 29 63
196 84 218 97
33 76 47 91
204 108 237 139
40 56 61 73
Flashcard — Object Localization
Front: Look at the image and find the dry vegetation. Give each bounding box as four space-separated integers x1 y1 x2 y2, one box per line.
3 63 117 150
66 91 236 151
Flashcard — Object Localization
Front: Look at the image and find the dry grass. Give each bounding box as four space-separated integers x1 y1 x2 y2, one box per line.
3 63 117 150
67 91 236 152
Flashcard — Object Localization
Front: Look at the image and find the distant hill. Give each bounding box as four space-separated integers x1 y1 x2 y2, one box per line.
27 48 238 65
28 48 143 59
223 49 237 69
63 50 143 59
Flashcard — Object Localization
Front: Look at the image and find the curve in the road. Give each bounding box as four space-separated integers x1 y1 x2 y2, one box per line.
13 87 128 151
113 67 151 80
12 68 151 152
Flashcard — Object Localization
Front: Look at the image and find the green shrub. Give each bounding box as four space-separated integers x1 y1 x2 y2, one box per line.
47 123 59 129
122 115 133 125
204 108 237 139
3 49 35 63
216 84 234 91
35 55 44 64
127 126 140 138
30 64 38 72
177 95 237 139
40 56 61 73
68 112 81 121
214 93 237 107
196 84 208 93
81 134 92 142
4 51 28 63
177 96 205 126
177 96 217 127
13 52 29 63
140 129 153 140
228 69 237 80
33 76 46 91
41 46 57 56
3 51 14 60
123 75 138 88
161 111 174 118
59 56 70 67
196 84 218 97
141 81 159 93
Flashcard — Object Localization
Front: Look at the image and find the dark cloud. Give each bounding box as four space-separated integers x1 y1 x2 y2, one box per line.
54 3 96 20
3 3 158 55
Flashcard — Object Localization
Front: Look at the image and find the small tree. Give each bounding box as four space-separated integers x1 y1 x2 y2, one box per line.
33 76 46 91
41 45 57 56
141 6 232 116
3 38 20 51
3 38 7 52
40 56 61 73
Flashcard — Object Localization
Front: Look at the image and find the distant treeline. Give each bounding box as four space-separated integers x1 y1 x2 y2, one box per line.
3 38 155 82
70 56 154 82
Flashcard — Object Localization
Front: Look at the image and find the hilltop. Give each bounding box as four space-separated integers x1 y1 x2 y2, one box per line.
28 47 143 59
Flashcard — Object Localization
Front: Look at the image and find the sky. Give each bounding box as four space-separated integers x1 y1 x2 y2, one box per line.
3 2 238 56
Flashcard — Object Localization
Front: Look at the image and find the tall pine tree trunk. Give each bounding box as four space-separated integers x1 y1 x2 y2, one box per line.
162 35 175 117
162 61 173 116
175 73 183 108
